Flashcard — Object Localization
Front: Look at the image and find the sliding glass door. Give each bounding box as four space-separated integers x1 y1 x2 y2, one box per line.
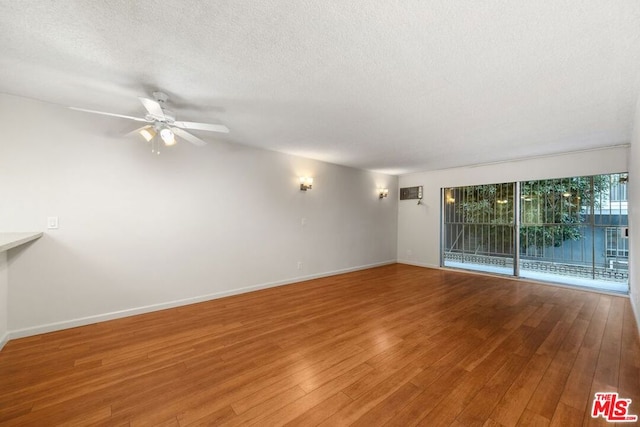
442 173 629 294
442 183 515 276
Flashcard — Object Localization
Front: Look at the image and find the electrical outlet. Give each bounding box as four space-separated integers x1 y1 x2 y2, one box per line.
47 217 59 229
406 249 413 258
297 261 303 270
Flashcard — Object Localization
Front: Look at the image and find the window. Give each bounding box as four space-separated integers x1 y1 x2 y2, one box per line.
606 227 629 257
610 181 627 202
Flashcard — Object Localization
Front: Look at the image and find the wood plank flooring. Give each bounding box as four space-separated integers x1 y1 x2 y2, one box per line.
0 264 638 426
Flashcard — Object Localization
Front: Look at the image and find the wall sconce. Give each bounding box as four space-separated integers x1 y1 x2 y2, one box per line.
378 188 389 199
300 177 313 191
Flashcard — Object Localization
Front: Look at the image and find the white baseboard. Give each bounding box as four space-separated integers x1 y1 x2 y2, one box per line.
396 259 439 269
0 333 7 351
7 260 397 341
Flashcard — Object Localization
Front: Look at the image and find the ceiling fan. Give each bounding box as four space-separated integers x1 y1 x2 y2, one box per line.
69 91 229 153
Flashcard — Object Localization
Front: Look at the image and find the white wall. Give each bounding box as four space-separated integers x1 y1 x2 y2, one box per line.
397 146 629 269
629 95 640 328
0 93 398 337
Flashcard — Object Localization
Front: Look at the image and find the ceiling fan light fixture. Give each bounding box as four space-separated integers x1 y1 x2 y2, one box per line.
139 127 156 142
160 127 176 146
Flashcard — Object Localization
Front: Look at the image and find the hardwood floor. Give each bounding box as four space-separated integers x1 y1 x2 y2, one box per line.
0 264 638 426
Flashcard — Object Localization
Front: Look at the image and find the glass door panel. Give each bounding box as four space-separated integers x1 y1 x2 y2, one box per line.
442 183 515 276
518 174 628 293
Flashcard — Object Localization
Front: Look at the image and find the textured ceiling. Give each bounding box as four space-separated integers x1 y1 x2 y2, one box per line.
1 1 639 174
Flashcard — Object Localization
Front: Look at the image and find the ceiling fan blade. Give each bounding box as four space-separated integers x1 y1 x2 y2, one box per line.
125 125 152 138
173 121 230 133
139 97 165 120
171 127 207 146
69 107 148 122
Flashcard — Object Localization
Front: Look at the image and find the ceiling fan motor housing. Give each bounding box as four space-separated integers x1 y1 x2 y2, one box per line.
146 109 175 124
162 109 175 123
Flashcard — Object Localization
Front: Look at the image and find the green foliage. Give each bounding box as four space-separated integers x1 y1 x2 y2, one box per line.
519 176 608 249
451 175 611 253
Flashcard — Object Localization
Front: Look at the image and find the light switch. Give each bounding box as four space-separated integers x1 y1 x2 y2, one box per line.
47 217 59 229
